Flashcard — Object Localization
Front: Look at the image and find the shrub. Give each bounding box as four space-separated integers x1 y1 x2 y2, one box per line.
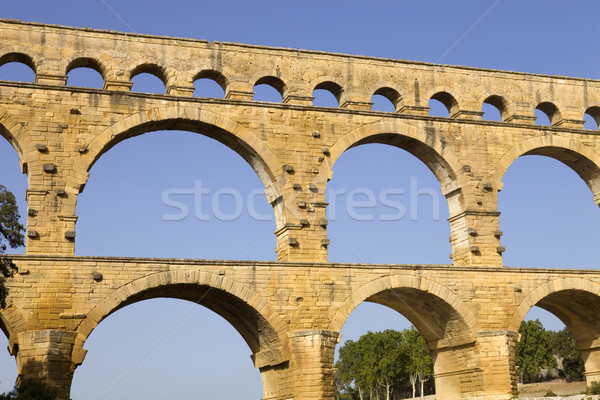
588 381 600 395
544 391 557 397
0 380 57 400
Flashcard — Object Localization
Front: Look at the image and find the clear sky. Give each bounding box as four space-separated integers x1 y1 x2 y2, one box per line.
1 1 600 399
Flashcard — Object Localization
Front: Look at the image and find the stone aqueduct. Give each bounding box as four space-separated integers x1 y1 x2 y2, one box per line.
1 19 600 399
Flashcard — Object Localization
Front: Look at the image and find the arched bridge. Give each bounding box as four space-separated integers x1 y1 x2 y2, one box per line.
1 19 600 400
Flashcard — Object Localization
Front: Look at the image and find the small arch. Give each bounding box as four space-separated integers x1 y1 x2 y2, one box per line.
193 69 228 96
483 95 508 121
0 52 36 74
584 106 600 130
535 102 561 126
254 76 287 101
372 87 401 112
0 53 36 83
66 57 105 79
66 58 105 89
313 81 343 107
429 91 459 117
130 63 168 93
0 62 35 83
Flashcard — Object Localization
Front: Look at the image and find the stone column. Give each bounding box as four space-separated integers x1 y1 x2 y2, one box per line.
476 330 519 400
273 163 329 263
505 102 537 124
25 186 79 256
447 179 503 267
225 81 254 100
290 330 339 400
428 339 484 400
580 345 600 386
339 90 373 111
14 330 85 400
259 363 293 400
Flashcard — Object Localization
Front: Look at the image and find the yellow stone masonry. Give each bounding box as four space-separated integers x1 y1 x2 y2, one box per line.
1 19 600 399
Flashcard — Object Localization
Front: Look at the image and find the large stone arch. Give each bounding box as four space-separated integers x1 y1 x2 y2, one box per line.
509 276 600 338
77 270 289 362
74 269 291 397
63 52 114 82
0 109 26 165
0 303 28 347
81 105 283 205
329 274 482 399
492 135 600 202
327 120 463 198
509 277 600 385
328 274 477 345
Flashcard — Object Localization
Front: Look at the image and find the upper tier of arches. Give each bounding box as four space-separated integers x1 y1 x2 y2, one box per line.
2 50 598 129
2 17 600 131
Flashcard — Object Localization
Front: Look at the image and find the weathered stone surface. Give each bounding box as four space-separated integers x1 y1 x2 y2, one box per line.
1 19 600 400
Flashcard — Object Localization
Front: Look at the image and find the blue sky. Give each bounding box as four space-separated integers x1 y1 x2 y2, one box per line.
1 1 600 398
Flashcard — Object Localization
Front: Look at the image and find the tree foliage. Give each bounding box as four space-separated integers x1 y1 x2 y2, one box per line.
516 319 558 383
0 380 57 400
335 327 434 400
0 185 24 308
403 326 433 398
552 327 585 382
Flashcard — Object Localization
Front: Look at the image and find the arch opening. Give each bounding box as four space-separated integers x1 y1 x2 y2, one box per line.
193 70 227 98
74 272 290 400
0 53 36 82
482 95 507 121
130 64 167 94
0 127 27 255
326 141 452 264
372 87 401 112
513 288 600 388
0 62 35 83
313 81 342 107
429 92 458 117
253 76 286 102
78 128 277 259
535 102 561 126
336 302 435 399
371 94 396 112
499 153 600 268
0 133 26 394
333 282 476 400
584 106 600 130
0 334 16 394
66 68 104 89
72 295 268 399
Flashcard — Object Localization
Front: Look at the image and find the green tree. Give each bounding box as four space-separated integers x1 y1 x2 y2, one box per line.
404 326 433 398
336 331 406 400
0 185 24 308
370 330 406 400
515 319 557 383
335 327 434 400
0 380 57 400
337 338 369 400
552 327 585 382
